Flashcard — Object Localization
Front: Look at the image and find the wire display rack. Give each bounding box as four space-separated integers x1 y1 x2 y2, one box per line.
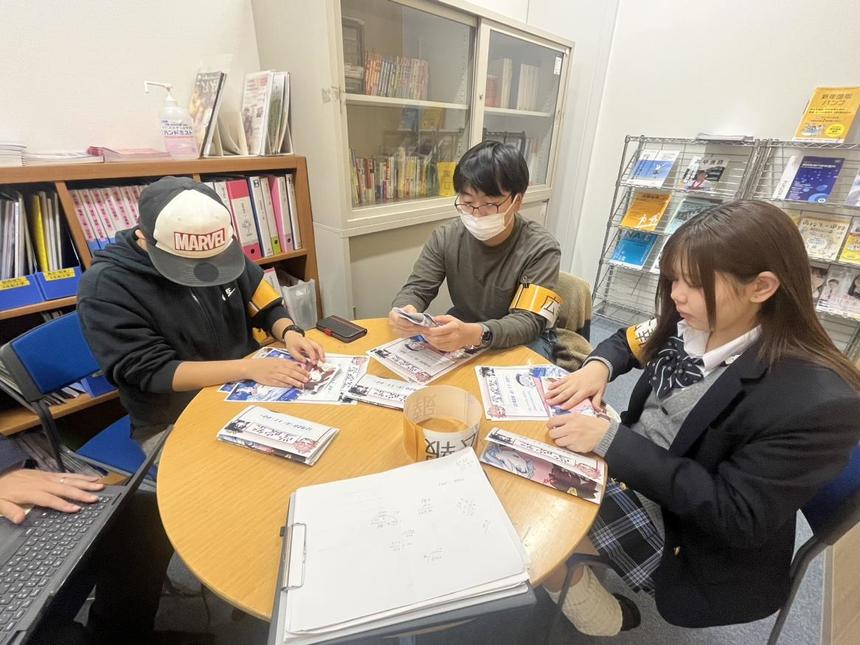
593 135 860 359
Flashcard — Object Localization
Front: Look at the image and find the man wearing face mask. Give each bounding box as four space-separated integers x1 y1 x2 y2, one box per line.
389 141 562 359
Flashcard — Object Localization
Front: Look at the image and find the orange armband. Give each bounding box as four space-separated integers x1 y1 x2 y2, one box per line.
509 283 562 327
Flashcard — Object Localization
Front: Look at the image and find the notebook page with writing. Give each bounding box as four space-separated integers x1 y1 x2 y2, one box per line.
285 449 528 635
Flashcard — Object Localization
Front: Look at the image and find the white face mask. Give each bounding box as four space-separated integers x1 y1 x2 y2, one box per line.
459 211 508 241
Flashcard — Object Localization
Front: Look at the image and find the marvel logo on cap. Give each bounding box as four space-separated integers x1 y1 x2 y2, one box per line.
138 176 246 287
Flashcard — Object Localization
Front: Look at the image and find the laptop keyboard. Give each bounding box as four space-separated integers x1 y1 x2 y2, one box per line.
0 496 110 634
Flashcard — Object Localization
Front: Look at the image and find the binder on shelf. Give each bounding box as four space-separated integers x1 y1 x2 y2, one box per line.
225 178 262 260
69 190 101 252
270 175 293 251
259 176 282 255
0 275 44 311
248 176 274 257
285 174 301 250
35 266 82 301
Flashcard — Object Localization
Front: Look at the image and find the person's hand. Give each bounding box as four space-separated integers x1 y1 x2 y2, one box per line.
388 305 427 339
243 357 309 388
422 315 480 353
284 330 325 364
545 361 610 411
0 470 104 525
546 414 611 454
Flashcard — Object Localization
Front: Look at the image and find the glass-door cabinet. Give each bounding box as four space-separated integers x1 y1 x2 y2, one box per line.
339 0 570 212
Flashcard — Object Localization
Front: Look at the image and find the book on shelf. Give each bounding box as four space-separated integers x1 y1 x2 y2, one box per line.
664 196 721 235
609 230 659 270
628 150 680 188
69 186 143 252
797 215 850 261
839 218 860 265
846 168 860 207
362 52 429 100
681 156 729 190
649 238 667 275
240 70 293 156
86 147 170 162
350 147 440 205
216 405 339 466
618 190 672 231
784 156 844 204
480 427 606 503
487 58 513 108
793 86 860 144
22 151 103 165
817 265 860 321
515 63 540 112
188 70 227 157
810 263 830 303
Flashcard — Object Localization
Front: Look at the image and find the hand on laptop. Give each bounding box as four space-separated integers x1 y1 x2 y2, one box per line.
0 470 104 525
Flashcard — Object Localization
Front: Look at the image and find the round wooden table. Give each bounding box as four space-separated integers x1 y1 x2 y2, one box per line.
157 319 601 620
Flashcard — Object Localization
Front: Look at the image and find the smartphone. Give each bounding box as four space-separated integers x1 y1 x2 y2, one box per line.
316 315 368 343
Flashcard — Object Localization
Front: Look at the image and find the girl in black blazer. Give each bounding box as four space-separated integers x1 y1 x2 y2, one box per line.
541 201 860 635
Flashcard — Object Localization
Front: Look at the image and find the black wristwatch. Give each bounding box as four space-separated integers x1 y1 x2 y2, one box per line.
282 323 304 340
470 324 492 350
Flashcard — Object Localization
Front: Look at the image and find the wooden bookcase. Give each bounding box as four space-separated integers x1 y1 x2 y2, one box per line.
0 156 321 436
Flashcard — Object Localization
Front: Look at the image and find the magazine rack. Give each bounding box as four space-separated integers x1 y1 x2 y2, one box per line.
592 135 860 361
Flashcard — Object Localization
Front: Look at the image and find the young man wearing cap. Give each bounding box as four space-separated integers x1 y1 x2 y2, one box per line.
78 176 324 444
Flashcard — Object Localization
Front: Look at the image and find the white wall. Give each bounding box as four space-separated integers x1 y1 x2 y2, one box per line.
571 0 860 285
0 0 260 151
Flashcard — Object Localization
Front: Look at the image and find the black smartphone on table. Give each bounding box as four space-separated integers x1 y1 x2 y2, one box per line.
316 315 368 343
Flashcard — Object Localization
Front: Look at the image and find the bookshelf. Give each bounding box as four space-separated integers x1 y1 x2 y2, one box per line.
592 135 860 361
253 0 572 317
0 155 321 436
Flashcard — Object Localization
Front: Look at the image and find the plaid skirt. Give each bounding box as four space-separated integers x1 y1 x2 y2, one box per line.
588 481 663 595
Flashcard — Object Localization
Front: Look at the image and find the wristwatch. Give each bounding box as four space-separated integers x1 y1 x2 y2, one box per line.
282 323 305 340
474 324 493 349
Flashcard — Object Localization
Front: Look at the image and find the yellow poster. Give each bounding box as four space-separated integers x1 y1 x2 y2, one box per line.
793 86 860 143
619 190 672 231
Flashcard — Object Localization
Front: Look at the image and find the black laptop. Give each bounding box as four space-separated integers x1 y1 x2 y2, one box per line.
0 430 168 644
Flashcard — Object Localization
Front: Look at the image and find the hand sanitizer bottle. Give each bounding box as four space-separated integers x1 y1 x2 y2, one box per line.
144 81 198 159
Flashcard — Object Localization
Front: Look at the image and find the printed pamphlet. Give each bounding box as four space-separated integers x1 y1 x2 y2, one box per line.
368 336 486 384
480 428 606 503
216 405 338 465
346 374 424 410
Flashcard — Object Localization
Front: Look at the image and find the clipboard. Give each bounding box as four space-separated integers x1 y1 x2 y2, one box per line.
267 494 536 645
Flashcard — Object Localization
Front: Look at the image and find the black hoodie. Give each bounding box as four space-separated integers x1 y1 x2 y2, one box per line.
77 229 289 428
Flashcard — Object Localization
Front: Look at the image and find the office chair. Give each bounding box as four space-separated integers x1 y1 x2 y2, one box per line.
0 311 142 474
546 444 860 645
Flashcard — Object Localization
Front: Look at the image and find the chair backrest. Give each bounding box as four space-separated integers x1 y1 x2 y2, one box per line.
0 311 101 402
555 272 592 340
802 444 860 544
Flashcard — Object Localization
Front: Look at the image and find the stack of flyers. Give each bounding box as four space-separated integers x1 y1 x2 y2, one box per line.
476 365 611 421
480 428 606 503
221 349 369 404
216 405 339 466
393 307 439 327
346 374 424 410
368 336 486 384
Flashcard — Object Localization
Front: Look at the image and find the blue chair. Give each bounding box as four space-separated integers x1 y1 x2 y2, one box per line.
547 446 860 645
0 311 145 476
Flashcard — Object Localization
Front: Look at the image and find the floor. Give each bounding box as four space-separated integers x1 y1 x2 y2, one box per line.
139 316 826 644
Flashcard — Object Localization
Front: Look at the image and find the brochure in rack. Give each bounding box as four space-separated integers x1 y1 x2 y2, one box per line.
346 374 424 410
216 405 339 466
368 336 486 384
480 428 606 503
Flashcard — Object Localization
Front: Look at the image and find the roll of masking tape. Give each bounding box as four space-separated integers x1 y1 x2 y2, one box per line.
403 385 482 461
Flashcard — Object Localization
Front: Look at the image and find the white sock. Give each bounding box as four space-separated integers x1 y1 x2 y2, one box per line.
544 566 623 636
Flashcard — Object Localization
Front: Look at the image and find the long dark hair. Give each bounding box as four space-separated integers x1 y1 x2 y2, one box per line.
644 200 860 390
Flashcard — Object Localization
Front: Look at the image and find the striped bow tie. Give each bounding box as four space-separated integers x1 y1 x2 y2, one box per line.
645 335 704 400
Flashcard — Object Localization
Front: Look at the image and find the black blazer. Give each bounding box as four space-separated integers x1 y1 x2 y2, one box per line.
592 327 860 627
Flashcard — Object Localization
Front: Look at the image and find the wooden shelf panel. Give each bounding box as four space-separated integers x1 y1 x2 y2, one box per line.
0 156 304 185
0 390 119 437
256 249 308 266
0 296 77 321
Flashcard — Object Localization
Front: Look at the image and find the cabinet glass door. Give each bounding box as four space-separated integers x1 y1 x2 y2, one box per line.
482 29 564 186
340 0 475 207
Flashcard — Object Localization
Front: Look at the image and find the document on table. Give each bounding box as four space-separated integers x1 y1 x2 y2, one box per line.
274 449 530 643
